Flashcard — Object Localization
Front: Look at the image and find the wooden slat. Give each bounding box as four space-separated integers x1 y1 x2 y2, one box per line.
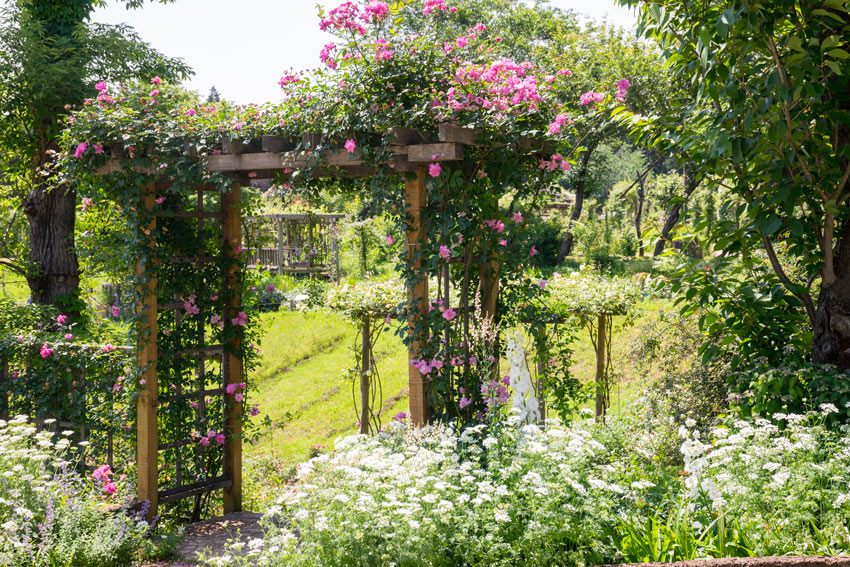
438 123 481 145
156 211 225 219
388 127 430 145
302 132 322 149
261 135 294 152
158 475 232 504
408 143 463 163
136 181 158 522
324 148 364 166
159 387 226 403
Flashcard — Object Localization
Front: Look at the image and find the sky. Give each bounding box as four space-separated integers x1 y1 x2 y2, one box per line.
91 0 638 105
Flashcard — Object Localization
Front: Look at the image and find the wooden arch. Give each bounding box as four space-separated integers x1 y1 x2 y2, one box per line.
95 123 546 520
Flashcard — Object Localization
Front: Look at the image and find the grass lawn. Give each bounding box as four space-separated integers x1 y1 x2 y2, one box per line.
245 309 410 464
247 296 674 466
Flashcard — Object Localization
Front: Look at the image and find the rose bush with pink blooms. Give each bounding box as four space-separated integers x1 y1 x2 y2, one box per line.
58 0 631 426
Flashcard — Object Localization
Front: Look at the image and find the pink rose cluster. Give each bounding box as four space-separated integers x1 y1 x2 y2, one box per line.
410 357 445 376
278 73 301 89
616 78 631 101
93 465 118 495
445 58 553 115
231 311 248 327
39 343 52 358
423 0 454 15
183 294 200 315
538 153 571 173
94 80 115 105
226 381 247 403
547 112 571 135
374 39 395 61
483 219 505 232
320 42 338 70
319 2 373 35
198 429 226 447
579 90 605 107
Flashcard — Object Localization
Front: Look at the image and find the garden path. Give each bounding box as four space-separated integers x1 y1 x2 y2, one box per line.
174 511 265 564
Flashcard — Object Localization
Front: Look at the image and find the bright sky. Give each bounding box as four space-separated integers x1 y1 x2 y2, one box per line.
91 0 638 105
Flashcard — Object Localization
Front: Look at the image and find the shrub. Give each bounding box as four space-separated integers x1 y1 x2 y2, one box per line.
0 416 149 567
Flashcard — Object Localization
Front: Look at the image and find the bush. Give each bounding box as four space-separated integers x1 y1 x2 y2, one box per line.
525 215 563 268
0 416 149 566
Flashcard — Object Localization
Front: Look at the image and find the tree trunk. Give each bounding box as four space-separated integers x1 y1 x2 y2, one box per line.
23 182 80 308
556 183 584 262
556 145 596 264
653 170 699 257
635 175 646 257
812 218 850 370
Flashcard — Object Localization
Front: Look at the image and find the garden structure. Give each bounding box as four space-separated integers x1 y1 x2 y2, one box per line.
243 212 344 280
88 123 553 520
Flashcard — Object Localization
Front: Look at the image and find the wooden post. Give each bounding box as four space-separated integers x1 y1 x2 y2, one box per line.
222 181 243 514
595 314 606 421
0 357 8 419
332 221 340 284
276 218 284 274
136 181 159 522
535 327 547 422
360 317 370 435
405 166 429 426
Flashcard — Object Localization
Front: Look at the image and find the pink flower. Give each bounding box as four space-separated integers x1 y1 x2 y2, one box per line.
56 314 67 324
40 344 52 358
538 279 547 289
185 108 196 116
499 239 507 246
74 142 88 159
278 74 300 88
93 144 104 154
250 403 260 416
442 308 456 321
616 78 631 99
64 333 73 340
231 311 248 327
150 76 161 85
111 305 120 318
95 80 108 93
548 122 561 135
320 42 337 69
199 436 210 447
512 212 523 223
234 392 244 402
364 1 389 20
248 171 257 178
104 482 117 495
267 284 276 292
429 163 442 177
530 245 538 257
423 0 448 14
102 344 115 353
93 465 111 481
579 90 605 106
81 197 93 211
149 89 160 97
459 396 471 409
215 433 226 445
226 383 238 395
456 35 469 48
439 245 450 259
344 139 357 153
155 196 166 204
386 234 394 245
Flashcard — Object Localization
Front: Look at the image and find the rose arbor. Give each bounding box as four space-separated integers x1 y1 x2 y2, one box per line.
62 0 628 520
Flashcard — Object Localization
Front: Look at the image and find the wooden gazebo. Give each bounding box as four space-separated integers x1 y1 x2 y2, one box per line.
244 213 344 280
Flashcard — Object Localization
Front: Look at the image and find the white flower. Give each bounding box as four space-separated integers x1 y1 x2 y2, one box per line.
685 418 696 428
494 509 511 523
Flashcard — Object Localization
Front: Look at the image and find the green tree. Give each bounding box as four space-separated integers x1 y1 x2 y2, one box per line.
619 0 850 368
0 0 190 310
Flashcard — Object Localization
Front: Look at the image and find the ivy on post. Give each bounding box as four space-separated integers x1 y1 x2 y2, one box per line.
405 166 429 426
359 316 371 434
136 180 158 522
222 180 243 514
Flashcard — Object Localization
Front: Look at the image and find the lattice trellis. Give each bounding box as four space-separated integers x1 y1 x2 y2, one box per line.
135 181 243 520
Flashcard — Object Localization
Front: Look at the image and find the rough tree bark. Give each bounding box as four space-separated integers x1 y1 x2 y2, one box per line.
556 146 596 263
812 215 850 369
634 174 646 257
653 171 700 257
23 180 79 306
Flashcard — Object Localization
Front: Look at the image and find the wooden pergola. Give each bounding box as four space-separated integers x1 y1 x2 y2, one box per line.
94 123 521 519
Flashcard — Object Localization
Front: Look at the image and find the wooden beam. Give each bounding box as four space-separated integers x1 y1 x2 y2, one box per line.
221 182 243 514
261 135 294 153
388 127 430 145
438 124 481 145
405 166 429 426
136 181 158 522
408 143 463 163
